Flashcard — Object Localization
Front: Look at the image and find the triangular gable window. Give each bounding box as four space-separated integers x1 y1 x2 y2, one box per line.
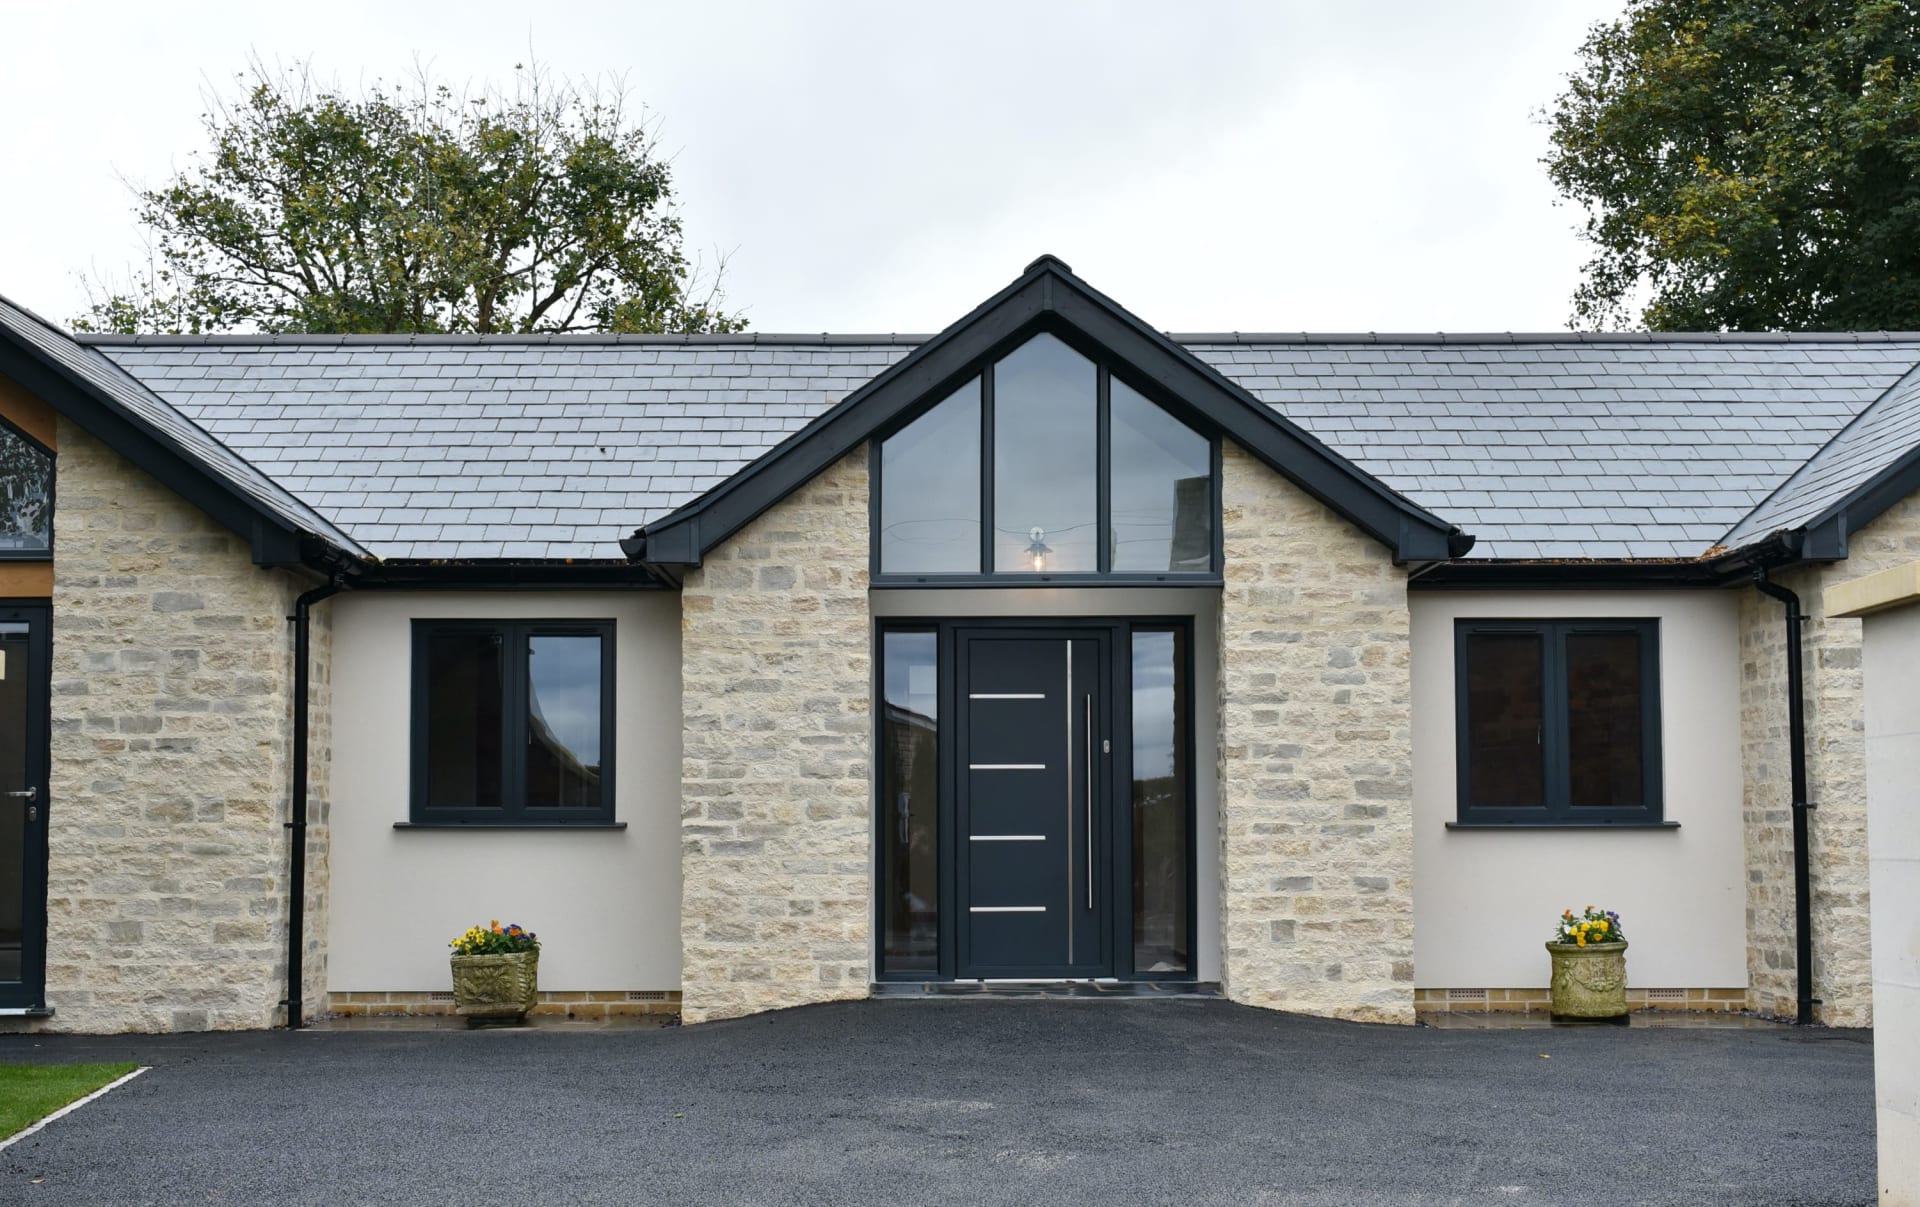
0 420 51 557
876 331 1215 581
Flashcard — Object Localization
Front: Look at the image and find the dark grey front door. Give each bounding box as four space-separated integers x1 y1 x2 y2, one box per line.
0 603 49 1012
956 629 1108 978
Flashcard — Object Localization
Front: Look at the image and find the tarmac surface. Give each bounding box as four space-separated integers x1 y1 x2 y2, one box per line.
0 998 1877 1205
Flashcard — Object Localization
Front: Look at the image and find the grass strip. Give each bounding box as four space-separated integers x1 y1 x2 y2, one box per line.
0 1063 139 1139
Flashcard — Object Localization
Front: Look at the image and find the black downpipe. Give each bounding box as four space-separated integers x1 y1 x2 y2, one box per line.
1752 571 1817 1026
285 578 347 1030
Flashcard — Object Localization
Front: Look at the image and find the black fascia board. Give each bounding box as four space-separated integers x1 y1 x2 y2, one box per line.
633 256 1469 568
1414 534 1805 589
1793 439 1920 561
353 560 669 589
0 334 331 570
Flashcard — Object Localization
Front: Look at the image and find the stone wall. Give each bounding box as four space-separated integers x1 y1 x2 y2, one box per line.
39 420 307 1032
1216 443 1415 1023
678 447 872 1024
1740 491 1920 1027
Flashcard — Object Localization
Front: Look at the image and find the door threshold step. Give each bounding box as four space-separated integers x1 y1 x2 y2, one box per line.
0 1006 55 1018
872 981 1220 999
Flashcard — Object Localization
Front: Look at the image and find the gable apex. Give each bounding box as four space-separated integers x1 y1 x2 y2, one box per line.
632 256 1473 568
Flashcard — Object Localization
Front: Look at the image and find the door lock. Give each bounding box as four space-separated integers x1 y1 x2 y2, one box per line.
26 805 35 822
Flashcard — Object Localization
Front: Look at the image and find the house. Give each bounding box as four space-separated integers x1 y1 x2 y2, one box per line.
0 254 1910 1032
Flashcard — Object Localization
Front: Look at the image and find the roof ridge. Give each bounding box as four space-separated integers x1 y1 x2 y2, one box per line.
77 329 1920 348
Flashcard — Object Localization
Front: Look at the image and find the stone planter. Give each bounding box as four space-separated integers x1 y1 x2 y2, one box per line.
450 950 539 1022
1546 940 1628 1020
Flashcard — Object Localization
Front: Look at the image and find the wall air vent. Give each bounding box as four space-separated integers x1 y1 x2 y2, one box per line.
1446 988 1488 1002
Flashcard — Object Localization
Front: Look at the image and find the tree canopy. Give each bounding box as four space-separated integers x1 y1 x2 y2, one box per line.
1545 1 1920 331
77 62 744 335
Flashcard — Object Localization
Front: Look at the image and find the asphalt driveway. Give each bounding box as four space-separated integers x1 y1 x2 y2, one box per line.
0 999 1876 1206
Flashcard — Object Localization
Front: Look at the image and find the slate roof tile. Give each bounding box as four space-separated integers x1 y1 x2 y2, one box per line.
88 334 1920 562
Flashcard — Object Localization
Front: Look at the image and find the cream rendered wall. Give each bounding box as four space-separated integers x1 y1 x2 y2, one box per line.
1855 604 1920 1205
870 588 1222 983
327 590 682 992
1410 590 1747 989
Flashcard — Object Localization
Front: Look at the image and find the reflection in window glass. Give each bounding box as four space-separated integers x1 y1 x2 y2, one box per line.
426 632 504 809
1566 632 1643 807
526 635 603 809
993 334 1097 572
880 379 981 573
1110 380 1210 572
0 623 28 981
881 630 939 972
0 425 51 554
1132 628 1190 974
1464 633 1545 808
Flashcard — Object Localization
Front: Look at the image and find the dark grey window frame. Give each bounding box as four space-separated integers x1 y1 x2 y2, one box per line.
0 414 54 562
1451 618 1670 829
404 618 619 828
868 322 1224 588
871 615 1199 983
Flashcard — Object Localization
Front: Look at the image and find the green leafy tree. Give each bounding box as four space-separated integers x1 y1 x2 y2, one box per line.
76 61 744 335
1546 1 1920 331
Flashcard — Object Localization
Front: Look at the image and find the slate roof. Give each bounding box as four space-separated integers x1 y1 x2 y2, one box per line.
1724 362 1920 545
89 333 1920 563
0 299 366 557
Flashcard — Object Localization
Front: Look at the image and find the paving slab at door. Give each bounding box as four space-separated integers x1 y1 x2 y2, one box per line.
0 1000 1876 1207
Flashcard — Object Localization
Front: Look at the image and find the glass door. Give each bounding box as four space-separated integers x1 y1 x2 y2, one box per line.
0 604 49 1011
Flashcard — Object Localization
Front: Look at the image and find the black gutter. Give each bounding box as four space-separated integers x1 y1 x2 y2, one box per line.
284 575 349 1030
1751 570 1818 1026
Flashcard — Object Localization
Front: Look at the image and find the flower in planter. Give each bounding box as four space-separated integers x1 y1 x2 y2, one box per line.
449 920 540 956
1551 906 1624 948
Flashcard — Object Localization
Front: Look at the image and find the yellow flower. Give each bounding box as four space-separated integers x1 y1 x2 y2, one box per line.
1576 936 1587 947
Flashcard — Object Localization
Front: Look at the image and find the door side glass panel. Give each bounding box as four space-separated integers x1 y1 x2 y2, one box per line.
881 630 940 972
1110 380 1211 572
879 379 981 574
993 334 1098 573
1565 631 1644 807
0 427 50 555
525 635 604 809
1464 632 1545 808
425 631 505 810
0 623 27 981
1131 627 1190 974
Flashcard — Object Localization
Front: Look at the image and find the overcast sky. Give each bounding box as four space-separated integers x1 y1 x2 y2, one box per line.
0 1 1624 335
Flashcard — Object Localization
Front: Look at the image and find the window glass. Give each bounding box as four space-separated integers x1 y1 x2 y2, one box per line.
525 635 604 809
992 334 1097 572
425 631 504 810
1110 380 1211 572
1131 628 1190 975
0 425 51 554
1566 631 1644 807
879 379 981 573
881 630 939 972
1464 632 1544 808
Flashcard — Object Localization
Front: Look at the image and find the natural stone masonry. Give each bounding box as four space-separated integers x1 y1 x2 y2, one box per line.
678 447 871 1024
1740 491 1920 1027
39 420 310 1032
1216 442 1415 1024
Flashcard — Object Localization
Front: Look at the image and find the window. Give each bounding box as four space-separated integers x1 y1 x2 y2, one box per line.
879 629 939 973
410 620 615 825
874 331 1216 580
0 421 52 557
1454 619 1662 826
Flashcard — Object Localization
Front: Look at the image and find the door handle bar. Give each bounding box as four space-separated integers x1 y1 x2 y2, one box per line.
1085 694 1094 911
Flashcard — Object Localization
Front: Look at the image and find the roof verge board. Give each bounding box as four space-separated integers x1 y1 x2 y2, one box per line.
630 255 1473 567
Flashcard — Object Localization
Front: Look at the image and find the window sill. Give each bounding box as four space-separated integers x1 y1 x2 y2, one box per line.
1445 821 1678 831
393 821 626 831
